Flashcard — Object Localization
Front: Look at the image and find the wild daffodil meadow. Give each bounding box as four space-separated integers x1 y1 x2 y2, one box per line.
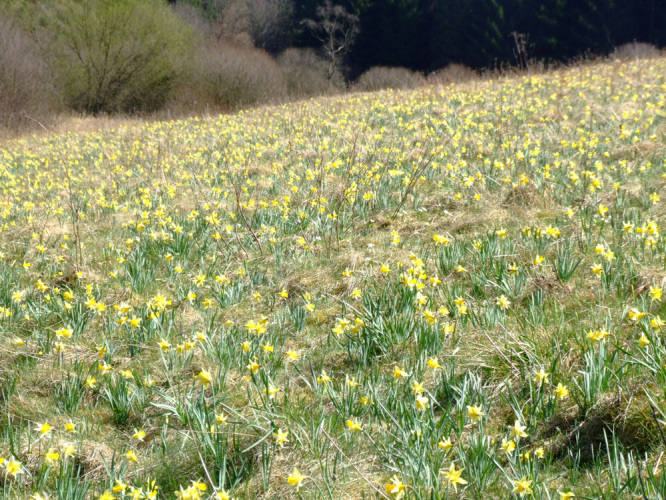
0 57 666 500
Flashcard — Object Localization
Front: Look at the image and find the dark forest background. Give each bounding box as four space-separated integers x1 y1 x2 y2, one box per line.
177 0 666 76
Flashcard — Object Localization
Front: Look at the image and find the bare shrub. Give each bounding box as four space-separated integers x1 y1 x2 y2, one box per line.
353 66 424 92
171 1 219 39
175 40 287 112
277 48 340 99
218 0 255 47
428 63 478 86
0 14 58 128
613 42 660 61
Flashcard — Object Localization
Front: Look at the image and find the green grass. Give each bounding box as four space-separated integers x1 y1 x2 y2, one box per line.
0 57 666 499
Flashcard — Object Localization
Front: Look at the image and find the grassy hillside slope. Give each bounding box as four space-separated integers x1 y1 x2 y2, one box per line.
0 58 666 499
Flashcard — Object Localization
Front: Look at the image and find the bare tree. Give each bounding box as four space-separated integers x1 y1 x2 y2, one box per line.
246 0 293 53
0 14 58 128
304 1 359 80
511 32 532 70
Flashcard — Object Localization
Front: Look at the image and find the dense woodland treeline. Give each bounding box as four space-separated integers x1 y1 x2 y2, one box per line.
177 0 666 74
0 0 663 129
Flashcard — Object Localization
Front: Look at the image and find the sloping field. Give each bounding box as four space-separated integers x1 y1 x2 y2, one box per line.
1 58 666 499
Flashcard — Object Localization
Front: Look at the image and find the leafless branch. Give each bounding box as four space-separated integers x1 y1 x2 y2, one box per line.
303 1 359 80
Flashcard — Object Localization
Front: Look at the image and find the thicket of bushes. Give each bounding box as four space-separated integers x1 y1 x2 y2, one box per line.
181 41 287 111
1 0 347 128
1 0 661 132
277 48 340 99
